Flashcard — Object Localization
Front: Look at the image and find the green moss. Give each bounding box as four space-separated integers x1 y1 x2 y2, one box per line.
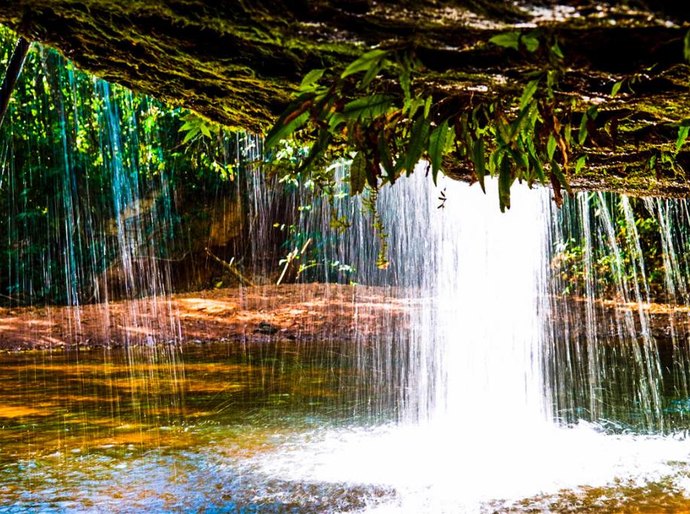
1 0 689 197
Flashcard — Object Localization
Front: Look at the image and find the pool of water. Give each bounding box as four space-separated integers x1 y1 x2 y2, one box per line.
1 341 690 513
0 341 402 512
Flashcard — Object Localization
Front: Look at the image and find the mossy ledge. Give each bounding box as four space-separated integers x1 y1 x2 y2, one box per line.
2 1 690 196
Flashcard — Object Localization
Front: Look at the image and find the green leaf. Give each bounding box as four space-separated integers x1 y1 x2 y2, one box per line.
564 122 573 148
519 80 540 110
685 30 690 63
551 160 572 195
521 34 540 53
498 155 513 212
299 69 325 91
423 95 432 119
526 139 545 183
200 123 212 138
403 97 425 118
265 110 309 150
648 154 657 170
473 136 487 192
677 125 690 153
361 58 387 88
575 155 586 174
182 126 200 144
343 94 393 120
341 49 389 78
350 152 367 194
547 134 557 161
610 80 623 98
489 32 520 51
428 120 451 184
400 116 430 175
511 138 530 172
550 41 564 60
264 94 314 149
578 112 589 146
488 148 501 176
328 112 345 131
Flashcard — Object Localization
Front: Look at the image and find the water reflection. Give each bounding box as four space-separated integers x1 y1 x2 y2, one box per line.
1 339 690 512
0 341 406 511
0 341 398 459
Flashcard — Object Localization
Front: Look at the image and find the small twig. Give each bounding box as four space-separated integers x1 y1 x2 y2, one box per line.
205 248 254 286
276 238 312 286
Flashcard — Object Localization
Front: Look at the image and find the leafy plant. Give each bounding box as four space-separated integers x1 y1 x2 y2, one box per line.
265 32 592 212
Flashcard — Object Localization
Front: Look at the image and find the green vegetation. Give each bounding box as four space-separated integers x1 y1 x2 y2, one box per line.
0 28 253 305
266 35 585 211
553 194 672 302
0 26 363 305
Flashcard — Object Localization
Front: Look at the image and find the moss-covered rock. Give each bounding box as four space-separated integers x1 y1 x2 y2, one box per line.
1 1 690 195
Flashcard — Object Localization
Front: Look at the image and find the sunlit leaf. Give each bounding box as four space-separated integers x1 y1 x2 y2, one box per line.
575 155 586 175
521 34 540 53
341 49 389 79
423 95 432 119
264 94 315 149
489 32 520 51
676 125 690 153
428 119 451 184
546 134 557 161
519 80 539 110
182 126 200 144
299 68 325 91
343 94 393 120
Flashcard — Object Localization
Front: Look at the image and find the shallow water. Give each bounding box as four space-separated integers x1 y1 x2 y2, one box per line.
0 341 397 512
1 341 690 513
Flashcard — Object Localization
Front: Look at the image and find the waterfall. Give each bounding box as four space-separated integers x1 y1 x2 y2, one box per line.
254 173 690 512
426 178 551 427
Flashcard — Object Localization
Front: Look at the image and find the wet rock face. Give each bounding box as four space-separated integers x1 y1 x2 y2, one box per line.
1 1 690 196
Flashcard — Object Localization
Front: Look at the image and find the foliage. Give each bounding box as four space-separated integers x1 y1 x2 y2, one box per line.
553 194 667 301
0 27 255 305
265 32 593 211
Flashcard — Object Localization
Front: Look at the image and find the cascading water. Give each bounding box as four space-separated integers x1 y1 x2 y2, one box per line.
253 172 690 512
